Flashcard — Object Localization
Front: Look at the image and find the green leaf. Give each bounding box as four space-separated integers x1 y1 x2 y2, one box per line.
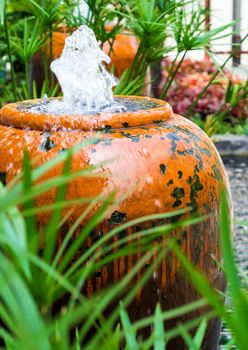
219 190 240 297
225 80 233 103
27 0 49 18
77 246 161 344
220 190 248 349
177 318 207 350
168 238 228 320
52 196 101 269
0 184 31 280
206 49 225 78
0 253 51 350
154 304 165 350
28 253 84 304
75 328 80 350
191 318 207 349
120 303 139 350
177 323 198 350
44 149 73 263
112 323 121 350
59 191 117 274
230 83 240 104
0 0 5 25
223 337 236 350
22 150 38 253
132 299 208 332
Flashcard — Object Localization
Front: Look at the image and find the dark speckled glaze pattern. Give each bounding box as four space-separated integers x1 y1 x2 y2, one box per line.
0 96 231 349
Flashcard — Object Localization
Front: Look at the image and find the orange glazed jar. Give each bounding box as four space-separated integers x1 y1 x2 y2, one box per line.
0 96 230 349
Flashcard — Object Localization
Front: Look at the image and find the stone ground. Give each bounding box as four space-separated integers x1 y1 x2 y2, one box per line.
219 156 248 348
223 156 248 271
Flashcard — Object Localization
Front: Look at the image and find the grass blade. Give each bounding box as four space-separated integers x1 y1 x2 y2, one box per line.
120 303 139 350
154 304 165 350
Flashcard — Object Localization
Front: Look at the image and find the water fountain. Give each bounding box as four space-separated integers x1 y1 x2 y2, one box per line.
0 25 231 349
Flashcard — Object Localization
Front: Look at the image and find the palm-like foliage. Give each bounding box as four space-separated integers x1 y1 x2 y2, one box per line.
0 142 247 349
0 1 247 348
0 0 243 103
0 142 209 349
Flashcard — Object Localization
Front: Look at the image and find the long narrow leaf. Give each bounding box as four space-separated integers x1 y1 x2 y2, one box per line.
120 303 139 350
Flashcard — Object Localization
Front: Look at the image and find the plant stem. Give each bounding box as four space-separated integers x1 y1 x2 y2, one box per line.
137 56 147 77
159 52 179 99
126 46 142 82
49 24 54 88
43 49 49 94
215 80 248 119
25 61 30 98
4 16 17 102
185 66 224 118
160 50 186 100
215 89 248 121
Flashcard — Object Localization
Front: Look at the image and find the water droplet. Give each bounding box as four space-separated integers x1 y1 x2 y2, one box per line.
146 176 153 185
154 198 161 208
139 148 150 158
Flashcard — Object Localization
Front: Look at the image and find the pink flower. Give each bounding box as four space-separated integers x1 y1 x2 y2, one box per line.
159 58 247 120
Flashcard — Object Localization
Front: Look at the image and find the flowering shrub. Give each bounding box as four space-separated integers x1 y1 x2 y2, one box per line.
158 58 248 120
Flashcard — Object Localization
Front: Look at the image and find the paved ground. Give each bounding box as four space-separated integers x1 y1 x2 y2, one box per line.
219 156 248 348
223 156 248 270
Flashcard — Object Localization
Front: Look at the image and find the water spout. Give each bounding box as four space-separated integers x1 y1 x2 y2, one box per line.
50 25 118 113
27 26 158 116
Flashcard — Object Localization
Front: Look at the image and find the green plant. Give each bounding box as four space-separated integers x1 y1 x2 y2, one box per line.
0 1 247 348
0 143 247 349
9 17 48 98
0 141 212 349
215 80 248 120
0 0 242 107
168 191 248 350
184 33 248 119
0 0 130 101
190 79 248 137
159 3 236 100
192 113 248 137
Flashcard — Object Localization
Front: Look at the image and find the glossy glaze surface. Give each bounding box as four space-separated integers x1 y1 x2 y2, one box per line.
0 96 230 349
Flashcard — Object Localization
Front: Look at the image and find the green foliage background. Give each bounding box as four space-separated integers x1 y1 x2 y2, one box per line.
0 1 248 349
0 0 247 134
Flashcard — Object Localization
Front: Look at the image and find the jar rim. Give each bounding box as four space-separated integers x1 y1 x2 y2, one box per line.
0 96 172 132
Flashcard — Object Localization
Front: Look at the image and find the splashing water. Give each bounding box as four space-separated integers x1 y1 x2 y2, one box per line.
30 25 129 115
51 25 118 112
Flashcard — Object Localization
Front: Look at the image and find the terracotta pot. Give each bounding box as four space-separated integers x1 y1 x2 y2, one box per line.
48 30 68 59
103 30 138 78
0 96 230 349
48 29 138 78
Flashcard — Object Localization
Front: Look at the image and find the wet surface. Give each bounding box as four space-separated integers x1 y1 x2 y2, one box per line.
16 97 160 116
219 156 248 349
